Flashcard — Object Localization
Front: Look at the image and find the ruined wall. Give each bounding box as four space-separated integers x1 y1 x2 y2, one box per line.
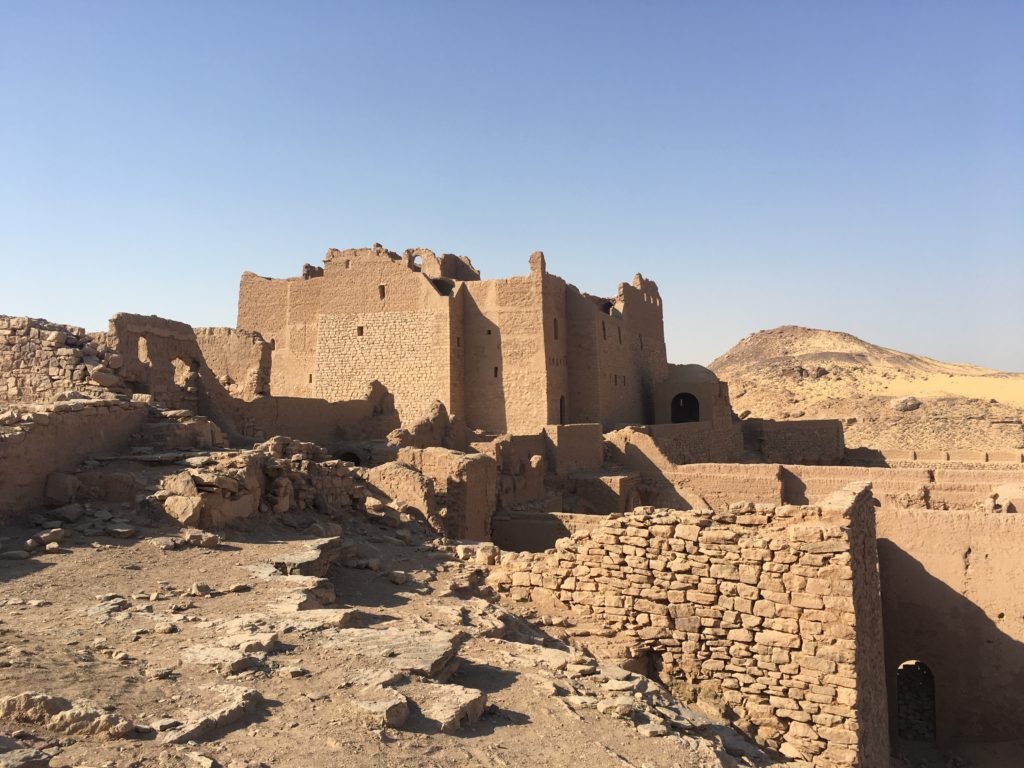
1 315 124 404
490 485 888 766
397 447 497 540
109 314 395 446
742 418 846 466
876 509 1024 745
0 400 148 518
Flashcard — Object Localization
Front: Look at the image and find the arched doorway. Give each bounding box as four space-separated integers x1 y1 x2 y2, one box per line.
896 660 936 741
559 395 567 425
670 392 700 423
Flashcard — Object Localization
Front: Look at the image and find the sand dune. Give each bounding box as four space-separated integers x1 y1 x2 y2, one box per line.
710 326 1024 452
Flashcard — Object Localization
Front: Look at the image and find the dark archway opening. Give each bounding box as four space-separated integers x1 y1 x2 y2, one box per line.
896 660 937 742
337 451 362 466
559 395 566 426
670 392 700 423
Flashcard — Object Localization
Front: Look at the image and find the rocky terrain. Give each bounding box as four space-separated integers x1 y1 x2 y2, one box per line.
0 433 774 768
710 326 1024 452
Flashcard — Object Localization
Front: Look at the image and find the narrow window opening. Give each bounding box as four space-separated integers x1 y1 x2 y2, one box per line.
486 329 492 335
553 317 559 340
378 284 386 299
456 336 461 347
308 374 313 384
345 259 351 269
602 321 607 340
618 326 622 343
357 326 364 336
493 366 499 378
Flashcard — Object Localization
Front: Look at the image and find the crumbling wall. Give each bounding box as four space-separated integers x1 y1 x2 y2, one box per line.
159 435 361 529
742 418 846 465
489 484 889 766
397 447 497 540
1 315 124 404
108 313 396 446
0 400 148 518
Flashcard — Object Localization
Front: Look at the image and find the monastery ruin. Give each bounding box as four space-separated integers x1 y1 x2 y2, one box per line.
2 245 1023 767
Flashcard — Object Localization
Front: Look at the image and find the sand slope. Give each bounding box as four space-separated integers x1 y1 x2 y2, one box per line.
710 326 1024 452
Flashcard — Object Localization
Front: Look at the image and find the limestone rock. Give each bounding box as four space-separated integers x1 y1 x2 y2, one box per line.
415 682 487 733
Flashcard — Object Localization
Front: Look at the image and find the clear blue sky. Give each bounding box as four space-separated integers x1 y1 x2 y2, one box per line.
2 2 1022 370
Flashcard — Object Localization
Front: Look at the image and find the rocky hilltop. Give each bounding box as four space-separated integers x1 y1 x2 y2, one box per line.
710 326 1024 452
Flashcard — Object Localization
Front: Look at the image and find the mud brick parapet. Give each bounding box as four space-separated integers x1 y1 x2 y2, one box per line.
489 482 888 766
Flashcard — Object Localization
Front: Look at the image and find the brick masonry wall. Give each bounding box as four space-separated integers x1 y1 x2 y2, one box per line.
1 315 123 404
314 310 451 425
488 483 888 766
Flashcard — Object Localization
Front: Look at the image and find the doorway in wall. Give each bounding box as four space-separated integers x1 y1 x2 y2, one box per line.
670 392 699 423
896 660 937 741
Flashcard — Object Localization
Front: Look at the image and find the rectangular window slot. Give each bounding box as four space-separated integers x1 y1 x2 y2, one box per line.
357 326 364 336
553 317 559 340
378 285 386 299
308 374 313 384
493 366 499 378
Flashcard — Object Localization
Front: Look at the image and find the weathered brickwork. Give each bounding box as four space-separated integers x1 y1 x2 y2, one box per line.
489 483 888 766
314 310 451 423
1 315 122 404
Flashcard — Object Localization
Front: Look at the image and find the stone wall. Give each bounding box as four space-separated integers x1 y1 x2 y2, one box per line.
742 418 846 466
1 315 123 404
488 484 889 766
0 399 148 518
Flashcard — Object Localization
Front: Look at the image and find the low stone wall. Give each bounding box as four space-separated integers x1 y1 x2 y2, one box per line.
606 422 744 469
846 447 1024 466
0 399 148 518
488 484 888 766
661 463 784 510
742 418 845 465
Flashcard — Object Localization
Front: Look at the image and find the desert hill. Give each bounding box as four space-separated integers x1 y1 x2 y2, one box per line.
710 326 1024 452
